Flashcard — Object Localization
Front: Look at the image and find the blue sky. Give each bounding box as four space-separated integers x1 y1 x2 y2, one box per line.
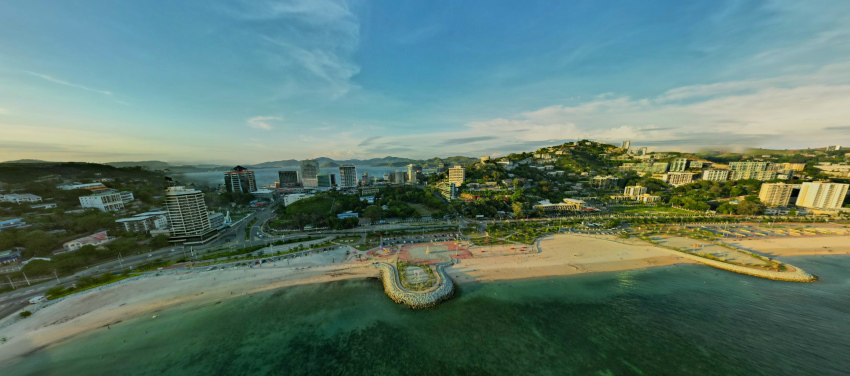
1 0 849 164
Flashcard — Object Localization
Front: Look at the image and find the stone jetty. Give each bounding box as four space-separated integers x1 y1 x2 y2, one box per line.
664 249 818 282
374 262 455 309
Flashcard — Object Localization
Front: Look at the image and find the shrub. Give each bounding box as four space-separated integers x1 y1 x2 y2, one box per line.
19 311 32 318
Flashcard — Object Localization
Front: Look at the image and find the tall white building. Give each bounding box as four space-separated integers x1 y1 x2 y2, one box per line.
301 159 320 188
448 165 465 186
115 211 169 233
339 165 358 188
795 182 849 209
79 192 124 212
407 164 422 184
758 183 799 207
165 186 215 243
621 141 631 150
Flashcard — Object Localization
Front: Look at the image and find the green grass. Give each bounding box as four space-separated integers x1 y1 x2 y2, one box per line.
408 203 435 216
281 196 334 219
47 273 141 300
606 206 694 215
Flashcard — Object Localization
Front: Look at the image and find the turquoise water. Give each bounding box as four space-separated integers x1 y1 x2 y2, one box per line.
5 255 850 375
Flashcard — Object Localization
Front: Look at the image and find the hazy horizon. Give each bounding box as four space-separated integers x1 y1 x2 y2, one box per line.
2 0 850 163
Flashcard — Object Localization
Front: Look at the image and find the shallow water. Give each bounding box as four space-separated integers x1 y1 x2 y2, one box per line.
5 255 850 375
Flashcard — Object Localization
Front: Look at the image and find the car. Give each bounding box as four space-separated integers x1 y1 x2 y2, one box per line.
206 266 216 271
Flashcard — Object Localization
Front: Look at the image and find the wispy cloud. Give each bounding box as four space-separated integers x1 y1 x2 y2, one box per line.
358 136 382 146
24 71 113 96
439 136 499 146
246 116 282 130
221 0 361 99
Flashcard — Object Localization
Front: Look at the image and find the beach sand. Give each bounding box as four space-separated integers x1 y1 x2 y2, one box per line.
727 235 850 257
449 233 694 283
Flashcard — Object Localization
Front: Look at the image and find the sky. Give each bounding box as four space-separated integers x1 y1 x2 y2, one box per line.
1 0 849 164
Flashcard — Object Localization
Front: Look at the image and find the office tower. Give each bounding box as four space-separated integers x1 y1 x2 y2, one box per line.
759 183 800 207
670 158 690 172
448 165 465 185
407 164 422 184
622 141 630 150
301 159 319 188
317 172 331 188
702 169 731 182
624 185 647 197
339 165 357 188
393 170 405 184
278 170 301 188
795 182 849 209
361 173 370 186
165 186 214 243
224 166 257 193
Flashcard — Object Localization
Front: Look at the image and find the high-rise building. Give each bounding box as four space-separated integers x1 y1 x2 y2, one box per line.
393 170 405 184
670 158 690 172
339 165 357 188
448 165 465 186
702 169 731 182
758 183 800 207
360 173 370 186
224 166 257 193
301 159 319 188
728 162 776 181
407 164 422 184
826 145 842 152
795 182 849 209
624 185 647 197
317 172 331 188
622 141 631 150
662 172 694 187
165 186 216 244
278 170 301 188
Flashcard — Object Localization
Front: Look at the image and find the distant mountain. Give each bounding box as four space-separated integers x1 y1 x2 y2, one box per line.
0 159 57 164
106 160 172 170
95 155 479 172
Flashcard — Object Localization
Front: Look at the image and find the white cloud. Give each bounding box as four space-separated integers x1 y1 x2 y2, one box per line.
246 116 282 130
24 71 113 96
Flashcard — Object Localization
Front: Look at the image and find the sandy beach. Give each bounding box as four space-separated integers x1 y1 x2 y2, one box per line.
7 232 827 367
727 235 850 257
450 233 694 283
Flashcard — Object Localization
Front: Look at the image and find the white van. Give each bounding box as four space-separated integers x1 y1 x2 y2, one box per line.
29 295 47 304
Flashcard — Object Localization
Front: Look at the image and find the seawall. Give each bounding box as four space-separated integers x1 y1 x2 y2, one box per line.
374 262 455 309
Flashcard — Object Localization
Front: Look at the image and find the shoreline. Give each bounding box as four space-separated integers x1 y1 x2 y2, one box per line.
2 233 849 367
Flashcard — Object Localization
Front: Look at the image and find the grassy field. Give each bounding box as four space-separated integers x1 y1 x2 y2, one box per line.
280 196 334 219
408 203 435 216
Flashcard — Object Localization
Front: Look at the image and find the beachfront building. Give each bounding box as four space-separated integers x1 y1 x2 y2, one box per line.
702 169 731 182
0 193 43 204
301 159 320 188
79 191 125 212
224 166 257 193
448 165 465 186
662 172 694 187
758 183 800 207
534 198 586 212
165 186 217 244
115 211 169 233
795 182 849 209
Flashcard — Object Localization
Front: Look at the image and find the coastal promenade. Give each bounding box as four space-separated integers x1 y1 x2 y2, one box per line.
374 262 454 309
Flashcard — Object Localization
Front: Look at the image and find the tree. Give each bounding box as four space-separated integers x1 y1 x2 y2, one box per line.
512 202 525 218
363 205 384 221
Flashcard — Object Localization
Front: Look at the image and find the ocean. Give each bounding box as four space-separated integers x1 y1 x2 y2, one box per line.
5 255 850 375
